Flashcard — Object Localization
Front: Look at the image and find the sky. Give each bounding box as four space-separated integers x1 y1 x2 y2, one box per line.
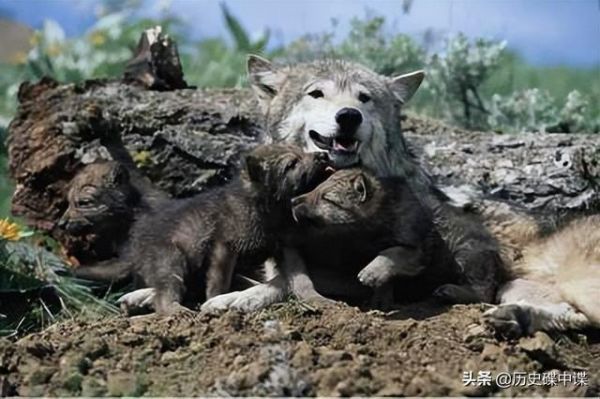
0 0 599 67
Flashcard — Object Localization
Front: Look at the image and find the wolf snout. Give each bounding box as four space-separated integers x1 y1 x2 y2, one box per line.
335 107 363 133
313 152 329 163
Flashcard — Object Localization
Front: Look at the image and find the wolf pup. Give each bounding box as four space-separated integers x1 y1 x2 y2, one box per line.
291 168 502 305
74 144 330 314
59 161 168 262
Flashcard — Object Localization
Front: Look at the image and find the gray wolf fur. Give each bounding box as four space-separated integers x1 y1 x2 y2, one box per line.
291 168 501 306
75 144 330 314
202 55 502 313
484 214 600 336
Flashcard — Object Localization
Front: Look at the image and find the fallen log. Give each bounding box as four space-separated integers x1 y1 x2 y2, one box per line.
6 34 599 262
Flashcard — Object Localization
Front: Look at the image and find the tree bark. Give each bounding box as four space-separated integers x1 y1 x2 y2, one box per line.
7 75 599 259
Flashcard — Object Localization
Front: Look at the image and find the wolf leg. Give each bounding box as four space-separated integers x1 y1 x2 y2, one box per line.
151 246 194 315
453 247 501 303
484 278 591 337
358 246 425 288
433 283 483 304
283 247 334 304
484 302 591 337
205 241 237 299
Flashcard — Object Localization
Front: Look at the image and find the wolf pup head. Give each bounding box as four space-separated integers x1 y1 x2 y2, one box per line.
59 161 138 235
244 144 331 201
291 168 385 227
247 55 424 175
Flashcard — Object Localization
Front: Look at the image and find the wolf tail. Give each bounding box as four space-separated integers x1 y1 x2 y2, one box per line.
74 259 132 283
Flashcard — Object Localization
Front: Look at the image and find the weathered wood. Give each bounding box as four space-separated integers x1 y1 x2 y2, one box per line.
123 26 189 90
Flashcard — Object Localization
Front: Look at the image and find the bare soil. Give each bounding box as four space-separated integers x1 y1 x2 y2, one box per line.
1 301 598 397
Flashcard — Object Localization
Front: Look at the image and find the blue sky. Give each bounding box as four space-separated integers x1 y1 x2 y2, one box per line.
1 0 599 67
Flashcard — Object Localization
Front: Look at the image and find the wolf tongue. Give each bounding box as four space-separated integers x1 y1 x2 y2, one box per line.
333 139 357 152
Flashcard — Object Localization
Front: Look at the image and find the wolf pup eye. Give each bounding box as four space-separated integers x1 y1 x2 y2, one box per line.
358 92 371 103
308 89 324 99
77 198 94 208
284 158 299 173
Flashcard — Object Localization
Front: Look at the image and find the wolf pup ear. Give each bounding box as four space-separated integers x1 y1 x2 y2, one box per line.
247 55 286 111
353 173 370 203
244 154 264 183
389 70 425 104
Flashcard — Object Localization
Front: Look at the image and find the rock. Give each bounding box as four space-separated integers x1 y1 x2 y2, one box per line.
317 348 353 367
106 371 145 397
518 332 564 369
480 343 502 361
80 377 108 397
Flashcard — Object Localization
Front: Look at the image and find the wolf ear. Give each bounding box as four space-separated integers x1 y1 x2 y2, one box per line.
389 70 425 104
244 154 264 183
247 55 286 111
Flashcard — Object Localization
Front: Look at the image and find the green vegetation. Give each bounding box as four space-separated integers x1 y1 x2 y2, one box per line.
0 231 119 337
0 4 598 336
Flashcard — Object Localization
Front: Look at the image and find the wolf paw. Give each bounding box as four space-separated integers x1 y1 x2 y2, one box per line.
483 304 532 338
118 288 156 315
202 283 286 314
201 291 240 314
358 258 396 287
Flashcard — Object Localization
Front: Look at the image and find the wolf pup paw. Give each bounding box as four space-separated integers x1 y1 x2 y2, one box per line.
483 304 533 338
358 257 397 287
118 288 156 315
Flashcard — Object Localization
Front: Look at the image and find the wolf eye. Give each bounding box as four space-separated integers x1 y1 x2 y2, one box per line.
358 92 371 103
77 198 94 207
284 158 299 172
308 89 324 99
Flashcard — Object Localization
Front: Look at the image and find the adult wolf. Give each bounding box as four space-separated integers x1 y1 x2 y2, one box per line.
202 55 502 312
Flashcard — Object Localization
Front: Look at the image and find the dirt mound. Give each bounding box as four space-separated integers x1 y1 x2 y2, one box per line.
1 301 598 396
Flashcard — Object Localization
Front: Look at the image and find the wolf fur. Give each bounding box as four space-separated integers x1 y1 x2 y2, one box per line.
484 214 600 336
75 145 330 314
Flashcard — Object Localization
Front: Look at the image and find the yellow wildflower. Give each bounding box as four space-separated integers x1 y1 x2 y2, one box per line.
9 51 28 65
29 32 41 47
46 43 62 58
132 150 153 167
0 218 21 241
89 31 107 46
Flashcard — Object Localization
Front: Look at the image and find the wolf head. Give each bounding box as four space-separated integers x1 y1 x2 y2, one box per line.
243 144 332 201
291 168 385 227
247 55 424 176
59 161 138 234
